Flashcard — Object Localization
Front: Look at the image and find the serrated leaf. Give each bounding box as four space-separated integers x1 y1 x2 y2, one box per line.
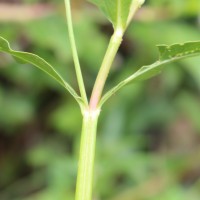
100 41 200 107
0 36 83 106
88 0 145 30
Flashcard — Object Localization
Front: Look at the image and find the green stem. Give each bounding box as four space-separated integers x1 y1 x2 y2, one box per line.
64 0 88 105
75 108 100 200
89 29 123 110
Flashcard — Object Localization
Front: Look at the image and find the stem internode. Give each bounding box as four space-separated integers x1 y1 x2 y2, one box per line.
75 108 100 200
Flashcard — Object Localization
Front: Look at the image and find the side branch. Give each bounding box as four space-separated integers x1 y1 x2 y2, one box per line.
89 29 123 110
64 0 88 105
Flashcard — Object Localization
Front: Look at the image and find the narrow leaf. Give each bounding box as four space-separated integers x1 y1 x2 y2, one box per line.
0 36 83 105
100 41 200 107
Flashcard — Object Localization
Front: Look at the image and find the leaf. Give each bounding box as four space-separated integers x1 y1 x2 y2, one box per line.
99 41 200 107
88 0 145 30
0 36 83 106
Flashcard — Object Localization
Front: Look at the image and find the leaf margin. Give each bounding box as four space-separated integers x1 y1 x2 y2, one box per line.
0 36 84 107
99 40 200 107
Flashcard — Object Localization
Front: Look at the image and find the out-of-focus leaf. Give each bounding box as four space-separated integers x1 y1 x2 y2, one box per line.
49 101 82 135
100 41 200 106
88 0 145 30
0 36 83 106
0 90 34 130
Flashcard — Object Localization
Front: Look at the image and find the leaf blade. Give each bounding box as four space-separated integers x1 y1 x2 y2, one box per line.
88 0 143 30
0 36 83 105
99 41 200 107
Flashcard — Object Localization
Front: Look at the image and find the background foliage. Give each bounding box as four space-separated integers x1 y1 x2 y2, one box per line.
0 0 200 200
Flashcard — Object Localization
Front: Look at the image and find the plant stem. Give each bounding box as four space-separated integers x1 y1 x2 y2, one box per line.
89 29 123 110
75 108 100 200
64 0 88 105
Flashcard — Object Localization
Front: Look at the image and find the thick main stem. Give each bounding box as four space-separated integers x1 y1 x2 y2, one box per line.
89 29 123 110
75 109 100 200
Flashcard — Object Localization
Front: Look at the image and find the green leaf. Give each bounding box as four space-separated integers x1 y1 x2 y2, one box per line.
0 36 83 106
88 0 145 30
99 41 200 107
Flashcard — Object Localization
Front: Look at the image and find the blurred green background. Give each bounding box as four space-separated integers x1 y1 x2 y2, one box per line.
0 0 200 200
